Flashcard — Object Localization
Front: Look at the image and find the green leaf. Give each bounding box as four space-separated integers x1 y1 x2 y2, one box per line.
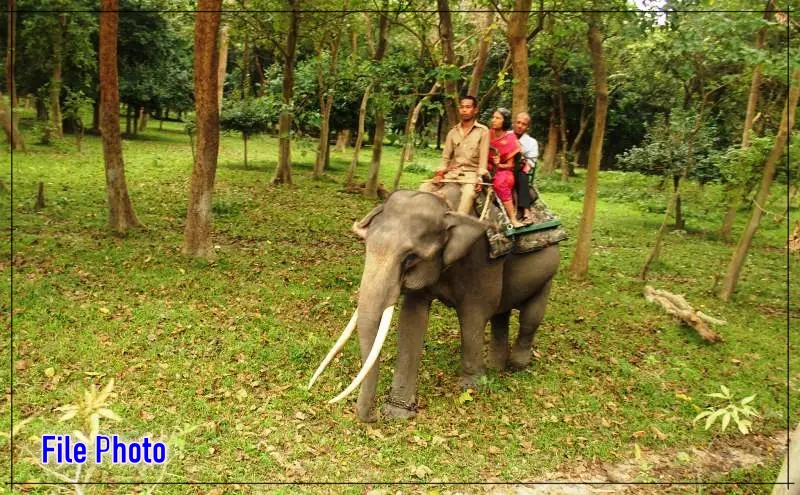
720 385 730 398
705 408 727 430
740 395 756 405
693 410 712 424
737 419 751 435
458 390 473 404
720 412 731 432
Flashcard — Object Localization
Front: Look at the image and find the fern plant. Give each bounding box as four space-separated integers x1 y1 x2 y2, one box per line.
693 385 760 434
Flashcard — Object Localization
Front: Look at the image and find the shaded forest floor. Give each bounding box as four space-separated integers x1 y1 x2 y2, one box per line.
1 120 797 493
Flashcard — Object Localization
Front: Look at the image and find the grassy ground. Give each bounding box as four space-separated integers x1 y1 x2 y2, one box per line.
2 117 797 494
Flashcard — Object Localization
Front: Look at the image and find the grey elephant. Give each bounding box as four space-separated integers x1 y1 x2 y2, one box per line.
308 183 560 422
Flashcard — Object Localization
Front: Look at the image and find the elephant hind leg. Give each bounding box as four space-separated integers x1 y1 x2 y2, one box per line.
488 311 511 370
510 279 553 370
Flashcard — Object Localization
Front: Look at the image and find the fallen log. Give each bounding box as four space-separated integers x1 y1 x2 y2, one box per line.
644 286 724 342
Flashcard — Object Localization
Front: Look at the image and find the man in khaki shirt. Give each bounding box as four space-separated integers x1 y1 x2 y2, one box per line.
421 95 490 214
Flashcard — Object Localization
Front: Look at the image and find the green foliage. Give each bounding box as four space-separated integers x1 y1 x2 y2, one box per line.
693 386 760 435
616 111 719 183
220 97 278 139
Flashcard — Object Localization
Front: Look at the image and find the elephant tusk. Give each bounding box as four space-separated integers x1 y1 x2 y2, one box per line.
307 309 358 390
328 305 395 404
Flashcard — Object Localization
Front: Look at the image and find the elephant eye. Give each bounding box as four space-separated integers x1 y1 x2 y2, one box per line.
403 253 421 271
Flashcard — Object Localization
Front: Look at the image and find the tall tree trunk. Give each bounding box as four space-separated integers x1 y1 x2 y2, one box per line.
720 0 773 242
555 66 569 181
335 129 350 152
437 0 459 128
507 0 532 117
50 13 66 139
569 103 590 168
365 109 386 198
719 68 799 301
6 0 17 107
395 82 441 189
272 1 299 185
345 83 371 187
569 14 608 280
314 29 342 179
99 0 142 234
362 2 389 196
0 93 25 151
183 0 221 257
242 32 251 100
138 106 147 132
217 23 229 112
540 110 557 173
468 11 494 98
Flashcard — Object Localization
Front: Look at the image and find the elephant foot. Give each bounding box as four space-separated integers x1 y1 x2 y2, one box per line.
356 402 378 423
459 374 482 391
381 403 417 420
487 346 509 371
508 348 532 371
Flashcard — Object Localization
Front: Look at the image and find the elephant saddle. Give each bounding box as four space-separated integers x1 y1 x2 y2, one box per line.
474 189 568 259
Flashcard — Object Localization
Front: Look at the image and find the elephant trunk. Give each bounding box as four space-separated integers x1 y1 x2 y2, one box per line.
348 255 402 421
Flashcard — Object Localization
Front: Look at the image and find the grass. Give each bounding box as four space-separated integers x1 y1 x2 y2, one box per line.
1 115 796 493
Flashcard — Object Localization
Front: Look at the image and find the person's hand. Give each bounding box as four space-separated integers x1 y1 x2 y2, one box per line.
432 169 446 183
492 155 500 166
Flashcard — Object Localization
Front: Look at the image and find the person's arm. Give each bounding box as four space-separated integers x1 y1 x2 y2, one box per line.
438 130 454 174
477 128 490 177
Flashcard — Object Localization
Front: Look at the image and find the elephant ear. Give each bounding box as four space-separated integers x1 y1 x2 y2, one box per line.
352 204 384 239
442 212 489 266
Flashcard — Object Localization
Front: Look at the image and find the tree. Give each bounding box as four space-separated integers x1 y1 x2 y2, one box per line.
719 68 799 301
183 0 221 258
436 0 458 128
364 3 390 198
506 0 532 117
720 0 776 242
220 97 276 168
569 12 608 279
6 0 17 107
98 0 142 233
272 0 300 185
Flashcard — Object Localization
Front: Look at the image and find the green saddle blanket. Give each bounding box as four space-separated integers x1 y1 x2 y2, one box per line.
474 189 568 259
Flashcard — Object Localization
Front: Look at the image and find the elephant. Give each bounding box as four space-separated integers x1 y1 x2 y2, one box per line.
308 182 560 422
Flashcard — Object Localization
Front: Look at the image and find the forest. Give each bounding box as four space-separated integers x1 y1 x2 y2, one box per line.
2 0 798 493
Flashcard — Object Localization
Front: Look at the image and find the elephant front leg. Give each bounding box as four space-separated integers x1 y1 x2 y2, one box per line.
488 311 511 371
382 296 431 420
458 309 488 390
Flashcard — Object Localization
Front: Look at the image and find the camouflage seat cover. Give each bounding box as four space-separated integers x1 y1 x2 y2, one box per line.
473 188 568 259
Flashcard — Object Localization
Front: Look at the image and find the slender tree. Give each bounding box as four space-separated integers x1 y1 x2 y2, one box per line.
217 23 229 113
437 0 459 128
719 0 775 242
183 0 221 257
6 0 17 108
467 11 494 98
507 0 532 117
49 12 67 139
719 68 799 301
272 0 299 185
99 0 142 233
569 13 608 279
365 2 390 198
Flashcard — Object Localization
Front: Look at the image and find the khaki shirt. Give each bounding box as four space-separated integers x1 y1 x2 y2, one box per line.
441 121 490 174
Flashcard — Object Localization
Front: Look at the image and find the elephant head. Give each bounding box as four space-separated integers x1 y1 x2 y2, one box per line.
308 189 488 420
